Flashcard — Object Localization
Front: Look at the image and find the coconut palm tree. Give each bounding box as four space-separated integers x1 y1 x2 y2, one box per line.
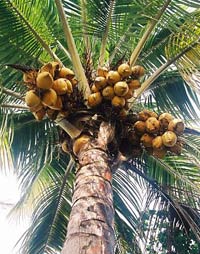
0 0 200 253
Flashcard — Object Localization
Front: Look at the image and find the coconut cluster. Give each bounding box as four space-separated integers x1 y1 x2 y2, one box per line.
24 62 79 121
87 64 145 113
60 108 185 159
22 62 185 160
126 110 185 158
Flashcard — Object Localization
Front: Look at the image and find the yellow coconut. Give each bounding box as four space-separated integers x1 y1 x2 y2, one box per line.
168 119 185 135
139 109 158 121
29 103 43 113
124 88 134 100
42 88 58 107
58 67 75 80
49 96 63 110
36 71 54 90
61 140 69 154
94 76 107 90
25 90 41 108
114 81 129 96
106 70 121 85
88 92 102 107
52 78 72 95
33 108 46 121
134 121 146 135
159 113 174 129
91 84 99 93
102 86 115 100
162 131 177 147
40 62 60 77
146 117 160 134
140 133 154 148
152 136 164 150
149 111 158 118
117 63 132 78
71 78 78 87
111 96 125 108
131 65 145 78
73 135 90 156
128 79 141 90
97 67 109 77
66 79 73 94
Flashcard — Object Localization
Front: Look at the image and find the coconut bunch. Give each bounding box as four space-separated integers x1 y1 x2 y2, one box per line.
87 64 145 113
24 62 79 121
125 110 185 159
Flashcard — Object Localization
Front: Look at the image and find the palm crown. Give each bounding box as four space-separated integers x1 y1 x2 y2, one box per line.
0 0 200 253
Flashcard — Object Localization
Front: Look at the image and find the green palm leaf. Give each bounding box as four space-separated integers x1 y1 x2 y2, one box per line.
12 158 74 254
165 10 200 94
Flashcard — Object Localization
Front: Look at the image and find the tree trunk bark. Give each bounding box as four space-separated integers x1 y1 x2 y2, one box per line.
62 123 115 254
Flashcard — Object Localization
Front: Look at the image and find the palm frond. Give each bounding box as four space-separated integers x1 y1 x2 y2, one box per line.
0 0 72 68
55 0 91 99
98 0 116 66
9 116 59 193
0 114 14 172
129 0 171 67
141 73 200 122
113 168 147 253
140 205 200 253
80 0 92 55
0 1 52 63
18 159 75 254
123 155 200 246
165 10 200 94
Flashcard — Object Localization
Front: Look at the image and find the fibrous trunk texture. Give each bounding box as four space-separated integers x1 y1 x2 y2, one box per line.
62 124 115 254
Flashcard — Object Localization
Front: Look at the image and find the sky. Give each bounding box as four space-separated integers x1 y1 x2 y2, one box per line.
0 173 30 254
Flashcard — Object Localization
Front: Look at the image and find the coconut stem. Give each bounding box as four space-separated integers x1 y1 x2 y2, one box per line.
1 87 24 101
99 0 115 67
55 117 81 139
0 104 28 110
56 40 71 61
55 0 91 100
8 0 62 66
129 0 171 67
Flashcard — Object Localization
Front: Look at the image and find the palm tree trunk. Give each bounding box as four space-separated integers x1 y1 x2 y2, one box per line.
62 123 115 254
